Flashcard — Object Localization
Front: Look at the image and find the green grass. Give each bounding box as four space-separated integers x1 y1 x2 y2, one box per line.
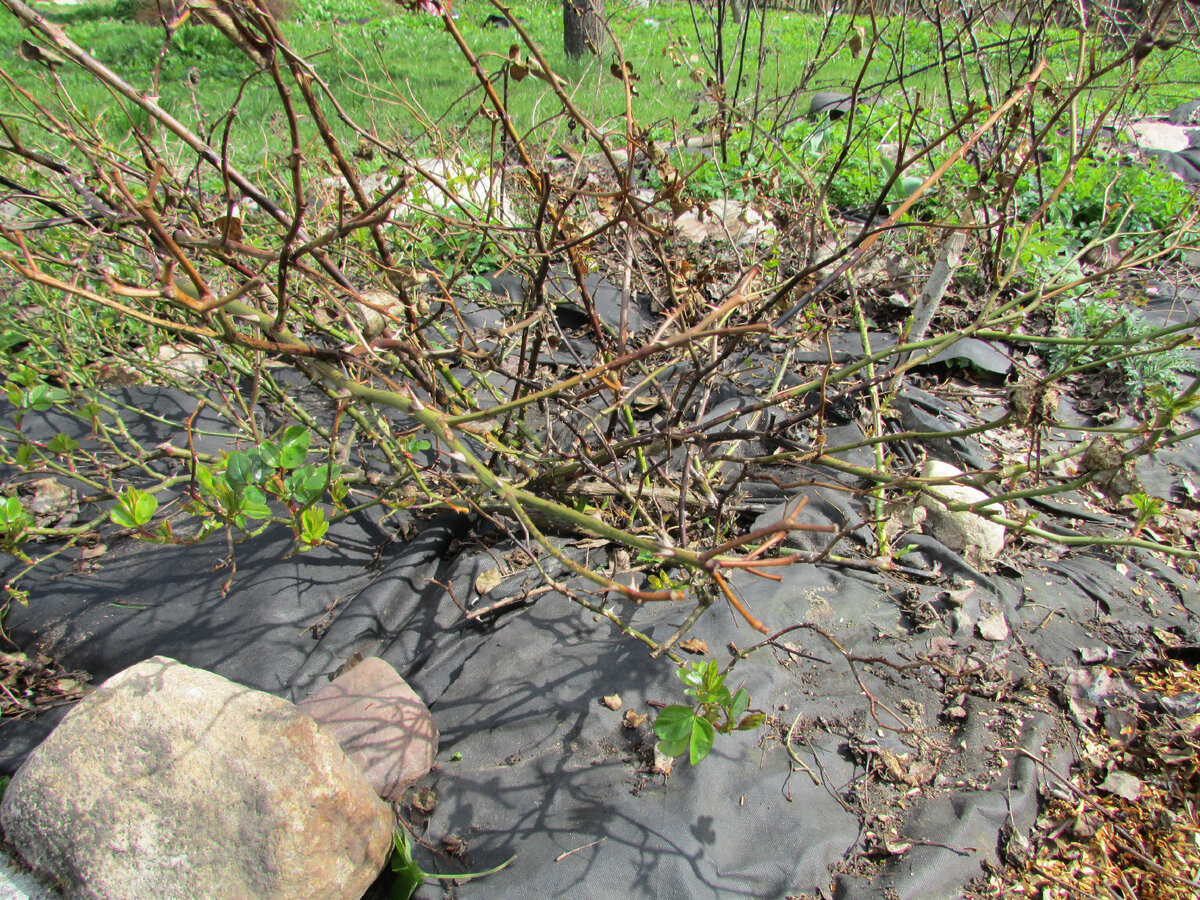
7 0 1186 169
0 0 1197 210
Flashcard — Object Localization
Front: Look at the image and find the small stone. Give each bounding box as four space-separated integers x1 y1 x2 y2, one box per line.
1160 691 1200 718
927 635 957 656
1103 707 1138 745
1077 436 1139 499
1067 694 1097 726
354 290 403 338
601 694 622 711
300 656 438 801
978 612 1010 642
950 609 974 636
673 199 775 246
1123 121 1192 152
1079 646 1110 665
918 461 1006 568
22 479 75 526
651 746 674 777
154 344 207 381
941 584 975 607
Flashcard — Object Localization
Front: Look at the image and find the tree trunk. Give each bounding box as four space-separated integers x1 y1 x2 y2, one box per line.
563 0 607 59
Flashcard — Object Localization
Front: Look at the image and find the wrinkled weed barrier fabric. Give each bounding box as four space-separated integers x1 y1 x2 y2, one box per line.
3 286 1200 898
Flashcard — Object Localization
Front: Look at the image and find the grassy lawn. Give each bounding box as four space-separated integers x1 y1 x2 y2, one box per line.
1 0 1197 316
5 0 1192 176
0 0 1195 275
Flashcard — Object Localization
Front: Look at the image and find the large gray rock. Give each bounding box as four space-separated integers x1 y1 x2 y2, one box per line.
0 657 393 900
918 460 1007 568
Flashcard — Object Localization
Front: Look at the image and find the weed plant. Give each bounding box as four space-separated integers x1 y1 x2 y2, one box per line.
1049 295 1198 397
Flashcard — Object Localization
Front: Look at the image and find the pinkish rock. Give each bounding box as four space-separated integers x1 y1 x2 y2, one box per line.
300 657 438 801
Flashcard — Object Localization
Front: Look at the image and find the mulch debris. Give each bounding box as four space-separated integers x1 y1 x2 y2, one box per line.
0 650 88 720
971 645 1200 899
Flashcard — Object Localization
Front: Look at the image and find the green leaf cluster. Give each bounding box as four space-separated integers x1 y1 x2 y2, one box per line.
4 371 72 429
1049 297 1197 396
653 660 764 765
0 496 32 549
190 425 344 547
1130 492 1164 532
1030 152 1197 244
110 487 158 529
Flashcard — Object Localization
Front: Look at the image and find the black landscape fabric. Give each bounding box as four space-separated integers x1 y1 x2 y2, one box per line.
2 279 1200 898
3 395 1199 900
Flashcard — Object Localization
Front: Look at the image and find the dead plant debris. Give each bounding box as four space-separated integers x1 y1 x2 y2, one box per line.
973 658 1200 900
0 650 89 719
